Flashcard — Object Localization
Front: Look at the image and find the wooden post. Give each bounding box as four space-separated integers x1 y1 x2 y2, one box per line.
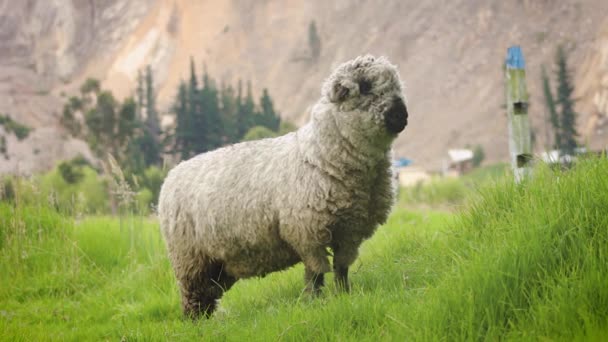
505 46 532 183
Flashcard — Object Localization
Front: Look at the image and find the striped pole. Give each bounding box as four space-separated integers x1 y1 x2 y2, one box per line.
505 46 532 183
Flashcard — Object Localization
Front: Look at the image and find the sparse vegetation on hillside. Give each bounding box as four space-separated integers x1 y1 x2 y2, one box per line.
0 114 31 140
0 136 6 159
1 157 606 340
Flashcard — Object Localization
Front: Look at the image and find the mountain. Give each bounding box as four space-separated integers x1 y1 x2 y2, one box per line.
1 0 608 174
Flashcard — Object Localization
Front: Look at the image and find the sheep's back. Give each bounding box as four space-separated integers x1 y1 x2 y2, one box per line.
158 133 301 257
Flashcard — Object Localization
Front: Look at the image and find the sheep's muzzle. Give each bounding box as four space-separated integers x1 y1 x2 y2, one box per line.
384 97 408 134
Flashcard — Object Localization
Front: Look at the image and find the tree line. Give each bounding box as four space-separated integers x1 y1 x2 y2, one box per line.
59 59 288 212
61 58 288 174
170 59 283 160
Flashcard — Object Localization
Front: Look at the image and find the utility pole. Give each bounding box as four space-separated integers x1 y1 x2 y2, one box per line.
505 46 533 183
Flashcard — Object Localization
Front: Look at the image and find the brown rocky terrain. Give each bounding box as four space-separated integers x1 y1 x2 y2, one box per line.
1 0 608 174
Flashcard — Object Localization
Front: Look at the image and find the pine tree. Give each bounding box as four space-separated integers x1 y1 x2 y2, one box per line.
187 58 203 155
200 66 222 150
240 81 256 136
118 97 144 171
542 66 560 150
235 79 248 139
96 91 118 155
258 88 280 131
308 20 321 61
220 83 239 143
136 70 145 120
174 81 191 159
117 97 137 150
141 66 161 166
555 46 578 155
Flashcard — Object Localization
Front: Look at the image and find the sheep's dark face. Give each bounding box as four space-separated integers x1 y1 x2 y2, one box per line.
322 55 408 143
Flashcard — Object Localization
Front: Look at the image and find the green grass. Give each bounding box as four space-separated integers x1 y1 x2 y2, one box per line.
462 162 510 183
398 163 510 210
399 177 469 208
1 157 607 340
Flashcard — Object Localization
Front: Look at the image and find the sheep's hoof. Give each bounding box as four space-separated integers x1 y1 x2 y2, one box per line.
304 285 323 296
336 281 351 293
304 269 325 295
183 297 217 320
334 266 350 293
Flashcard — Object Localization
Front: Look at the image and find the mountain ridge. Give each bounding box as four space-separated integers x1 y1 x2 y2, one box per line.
1 0 608 174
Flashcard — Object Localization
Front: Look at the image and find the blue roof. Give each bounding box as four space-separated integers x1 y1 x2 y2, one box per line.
393 158 412 167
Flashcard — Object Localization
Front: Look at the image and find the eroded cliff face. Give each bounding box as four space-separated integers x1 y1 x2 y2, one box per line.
576 22 608 150
1 0 607 174
0 0 154 173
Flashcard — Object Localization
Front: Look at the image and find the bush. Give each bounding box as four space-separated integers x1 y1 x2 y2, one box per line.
243 125 277 141
134 166 167 214
0 177 15 203
58 161 85 184
472 144 485 167
38 164 108 214
278 121 297 135
0 115 32 140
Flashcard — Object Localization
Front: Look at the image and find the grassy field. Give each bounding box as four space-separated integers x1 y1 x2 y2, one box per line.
1 158 607 340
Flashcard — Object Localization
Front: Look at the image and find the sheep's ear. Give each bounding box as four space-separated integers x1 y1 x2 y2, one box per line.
328 79 355 103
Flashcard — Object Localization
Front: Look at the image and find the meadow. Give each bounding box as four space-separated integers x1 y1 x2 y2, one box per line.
0 157 607 341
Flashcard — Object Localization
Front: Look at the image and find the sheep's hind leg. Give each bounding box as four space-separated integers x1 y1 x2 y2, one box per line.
304 267 325 295
181 261 237 319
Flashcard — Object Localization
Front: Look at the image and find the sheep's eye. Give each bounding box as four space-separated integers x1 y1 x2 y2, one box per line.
359 80 372 95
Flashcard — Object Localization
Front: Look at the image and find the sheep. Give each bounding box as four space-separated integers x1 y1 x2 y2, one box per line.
157 55 409 318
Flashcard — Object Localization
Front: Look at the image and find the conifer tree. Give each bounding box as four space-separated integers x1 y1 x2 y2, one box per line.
235 79 248 139
555 46 578 155
308 20 321 61
220 83 239 143
187 58 203 155
144 66 161 142
200 66 222 150
117 97 137 150
542 66 560 150
136 70 145 120
240 81 256 136
174 81 191 159
259 88 280 131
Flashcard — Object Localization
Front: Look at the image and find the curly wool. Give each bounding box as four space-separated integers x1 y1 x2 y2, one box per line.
158 55 408 317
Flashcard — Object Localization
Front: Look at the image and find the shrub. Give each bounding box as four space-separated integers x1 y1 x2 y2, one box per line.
38 164 108 214
0 115 32 140
243 125 277 141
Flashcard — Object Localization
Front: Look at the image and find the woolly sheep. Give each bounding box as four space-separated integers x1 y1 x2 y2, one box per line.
158 55 409 318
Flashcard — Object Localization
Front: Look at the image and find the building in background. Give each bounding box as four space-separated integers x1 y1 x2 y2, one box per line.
443 149 473 177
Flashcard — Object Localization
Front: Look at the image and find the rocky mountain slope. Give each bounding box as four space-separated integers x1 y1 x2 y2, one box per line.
2 0 608 174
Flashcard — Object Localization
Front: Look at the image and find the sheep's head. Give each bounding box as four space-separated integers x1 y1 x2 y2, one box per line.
320 55 408 145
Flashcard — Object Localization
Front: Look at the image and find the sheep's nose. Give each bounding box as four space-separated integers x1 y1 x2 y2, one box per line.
384 97 408 134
